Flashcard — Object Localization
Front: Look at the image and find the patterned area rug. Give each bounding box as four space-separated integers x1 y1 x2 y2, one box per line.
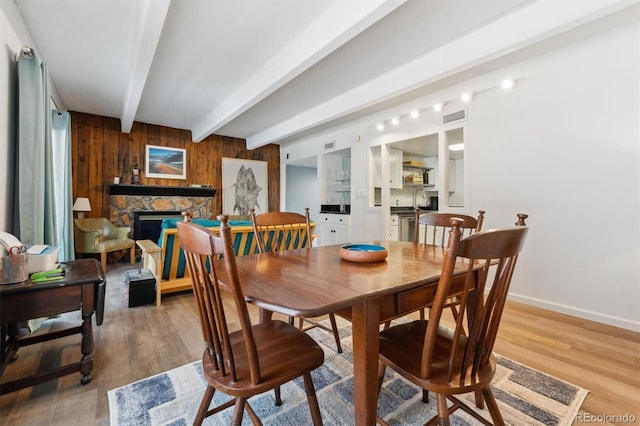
108 320 588 425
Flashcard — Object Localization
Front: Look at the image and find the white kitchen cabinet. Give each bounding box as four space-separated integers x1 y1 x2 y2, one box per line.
389 148 403 189
388 215 399 241
372 147 402 189
317 213 350 246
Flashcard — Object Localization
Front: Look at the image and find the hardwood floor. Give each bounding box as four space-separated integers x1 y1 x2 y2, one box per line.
1 261 638 425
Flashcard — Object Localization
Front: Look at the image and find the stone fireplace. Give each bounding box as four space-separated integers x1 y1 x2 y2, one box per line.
109 184 217 241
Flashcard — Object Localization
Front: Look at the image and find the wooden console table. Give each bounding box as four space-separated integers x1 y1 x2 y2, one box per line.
0 259 105 395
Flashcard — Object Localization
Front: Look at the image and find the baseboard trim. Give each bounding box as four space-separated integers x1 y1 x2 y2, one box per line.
508 292 640 332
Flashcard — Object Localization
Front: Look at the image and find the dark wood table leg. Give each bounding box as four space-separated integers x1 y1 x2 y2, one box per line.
96 279 106 326
1 324 18 364
0 324 5 366
4 323 20 363
352 299 380 426
80 284 95 384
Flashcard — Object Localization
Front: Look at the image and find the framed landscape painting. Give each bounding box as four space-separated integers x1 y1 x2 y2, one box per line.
222 158 268 216
145 145 187 179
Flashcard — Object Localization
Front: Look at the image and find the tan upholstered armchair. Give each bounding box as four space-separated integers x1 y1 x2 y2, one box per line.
73 218 135 272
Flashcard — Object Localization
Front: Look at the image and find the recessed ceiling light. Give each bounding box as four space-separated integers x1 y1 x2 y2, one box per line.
410 110 420 119
461 92 473 102
433 103 443 112
391 117 400 126
376 123 385 131
501 78 515 90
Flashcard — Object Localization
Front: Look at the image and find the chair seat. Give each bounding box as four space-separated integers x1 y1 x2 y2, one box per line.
96 238 135 253
202 320 324 396
379 319 496 395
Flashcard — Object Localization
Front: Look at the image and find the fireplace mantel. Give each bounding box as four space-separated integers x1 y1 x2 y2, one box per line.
109 184 216 197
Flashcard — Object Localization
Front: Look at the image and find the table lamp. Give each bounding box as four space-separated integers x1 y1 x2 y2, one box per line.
73 197 91 219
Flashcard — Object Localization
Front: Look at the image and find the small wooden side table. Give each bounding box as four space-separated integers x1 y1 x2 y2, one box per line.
0 259 105 395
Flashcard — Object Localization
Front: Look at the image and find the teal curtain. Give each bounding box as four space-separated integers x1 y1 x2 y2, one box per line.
52 111 74 261
14 48 56 247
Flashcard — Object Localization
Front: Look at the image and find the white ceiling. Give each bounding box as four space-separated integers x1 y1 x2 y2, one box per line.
13 0 634 149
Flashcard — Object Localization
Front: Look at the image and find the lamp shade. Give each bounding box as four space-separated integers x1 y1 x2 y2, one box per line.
73 197 91 212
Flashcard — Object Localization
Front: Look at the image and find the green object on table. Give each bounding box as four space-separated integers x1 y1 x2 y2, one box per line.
31 268 65 283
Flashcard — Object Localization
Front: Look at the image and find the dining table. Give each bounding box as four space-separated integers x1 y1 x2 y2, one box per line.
230 239 477 426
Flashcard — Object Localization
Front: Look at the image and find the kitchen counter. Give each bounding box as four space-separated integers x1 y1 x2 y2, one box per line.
320 204 350 214
390 206 434 215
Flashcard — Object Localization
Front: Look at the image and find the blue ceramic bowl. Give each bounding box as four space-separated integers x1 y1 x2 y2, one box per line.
340 244 388 263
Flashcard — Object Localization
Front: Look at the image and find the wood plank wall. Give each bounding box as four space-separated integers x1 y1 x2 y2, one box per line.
70 112 280 218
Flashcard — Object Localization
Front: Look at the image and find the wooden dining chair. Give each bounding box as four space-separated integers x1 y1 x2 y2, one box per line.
177 215 324 426
414 209 485 246
413 209 486 320
250 208 343 353
250 208 315 252
390 210 486 404
376 215 529 426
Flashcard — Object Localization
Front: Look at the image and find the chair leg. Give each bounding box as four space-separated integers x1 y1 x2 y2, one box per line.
328 313 343 353
377 362 386 394
435 393 451 426
481 387 505 426
129 245 136 264
231 397 247 426
244 402 262 425
297 315 342 353
274 385 282 405
100 252 107 273
194 385 215 426
474 389 484 408
302 371 323 426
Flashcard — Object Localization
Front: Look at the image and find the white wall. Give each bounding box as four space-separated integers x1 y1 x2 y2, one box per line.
281 13 639 330
0 2 27 232
468 17 639 330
